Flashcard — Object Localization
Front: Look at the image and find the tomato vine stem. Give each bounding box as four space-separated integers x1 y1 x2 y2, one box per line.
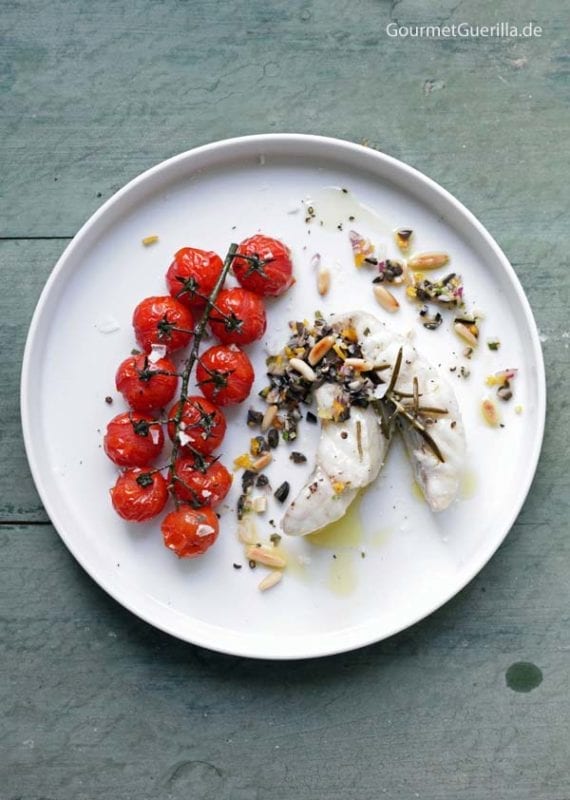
167 243 238 502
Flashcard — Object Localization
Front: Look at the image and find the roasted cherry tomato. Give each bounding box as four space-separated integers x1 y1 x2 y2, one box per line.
110 468 168 521
115 353 178 412
232 235 294 297
167 395 226 455
104 412 164 467
209 288 266 346
132 296 194 353
196 344 254 406
173 455 232 507
166 247 224 308
161 506 220 558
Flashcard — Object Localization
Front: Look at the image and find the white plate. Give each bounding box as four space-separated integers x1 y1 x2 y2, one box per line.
21 135 545 659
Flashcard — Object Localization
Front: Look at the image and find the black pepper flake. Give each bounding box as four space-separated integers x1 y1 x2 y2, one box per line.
105 395 113 404
348 215 355 221
233 563 242 570
274 482 290 503
306 411 318 424
290 452 307 464
248 560 257 569
267 428 279 449
340 431 348 439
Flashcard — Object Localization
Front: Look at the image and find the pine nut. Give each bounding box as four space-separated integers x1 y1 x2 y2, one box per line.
258 570 283 591
317 268 330 296
261 404 278 432
251 452 273 471
373 284 400 312
247 546 287 569
308 335 334 365
289 357 317 382
407 252 449 270
454 322 479 348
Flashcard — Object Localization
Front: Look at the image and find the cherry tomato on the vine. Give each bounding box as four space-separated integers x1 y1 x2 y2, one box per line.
196 344 254 406
115 353 178 412
167 395 226 455
161 506 220 558
132 296 194 353
232 235 294 297
110 468 168 521
104 412 164 467
173 455 232 507
209 288 266 346
166 247 224 308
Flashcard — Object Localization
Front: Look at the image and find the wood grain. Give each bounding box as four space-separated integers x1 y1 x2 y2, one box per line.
2 0 569 797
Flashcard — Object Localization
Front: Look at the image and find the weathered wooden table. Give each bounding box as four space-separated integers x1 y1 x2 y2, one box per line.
2 1 569 797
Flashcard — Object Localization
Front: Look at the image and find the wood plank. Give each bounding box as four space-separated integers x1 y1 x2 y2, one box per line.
0 521 568 799
1 239 69 521
1 0 568 243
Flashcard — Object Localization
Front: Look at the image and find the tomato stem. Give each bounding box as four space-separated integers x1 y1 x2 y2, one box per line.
167 243 239 503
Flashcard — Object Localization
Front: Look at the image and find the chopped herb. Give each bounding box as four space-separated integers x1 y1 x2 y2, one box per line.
487 339 501 351
250 435 268 456
270 533 282 546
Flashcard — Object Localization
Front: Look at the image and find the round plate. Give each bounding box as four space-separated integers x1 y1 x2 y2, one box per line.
21 135 545 659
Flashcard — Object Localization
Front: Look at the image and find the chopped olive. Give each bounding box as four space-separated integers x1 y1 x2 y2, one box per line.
247 409 264 427
256 474 270 488
290 452 307 464
274 482 290 503
267 428 279 448
241 470 256 492
237 494 248 520
306 411 318 424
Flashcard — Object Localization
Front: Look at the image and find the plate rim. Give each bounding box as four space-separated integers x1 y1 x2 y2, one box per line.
20 133 547 659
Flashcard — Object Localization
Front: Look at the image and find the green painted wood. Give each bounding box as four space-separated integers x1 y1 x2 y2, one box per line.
0 519 569 799
1 239 68 521
2 0 570 796
1 0 568 243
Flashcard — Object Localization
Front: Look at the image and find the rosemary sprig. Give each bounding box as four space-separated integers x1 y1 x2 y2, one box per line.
379 346 446 463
